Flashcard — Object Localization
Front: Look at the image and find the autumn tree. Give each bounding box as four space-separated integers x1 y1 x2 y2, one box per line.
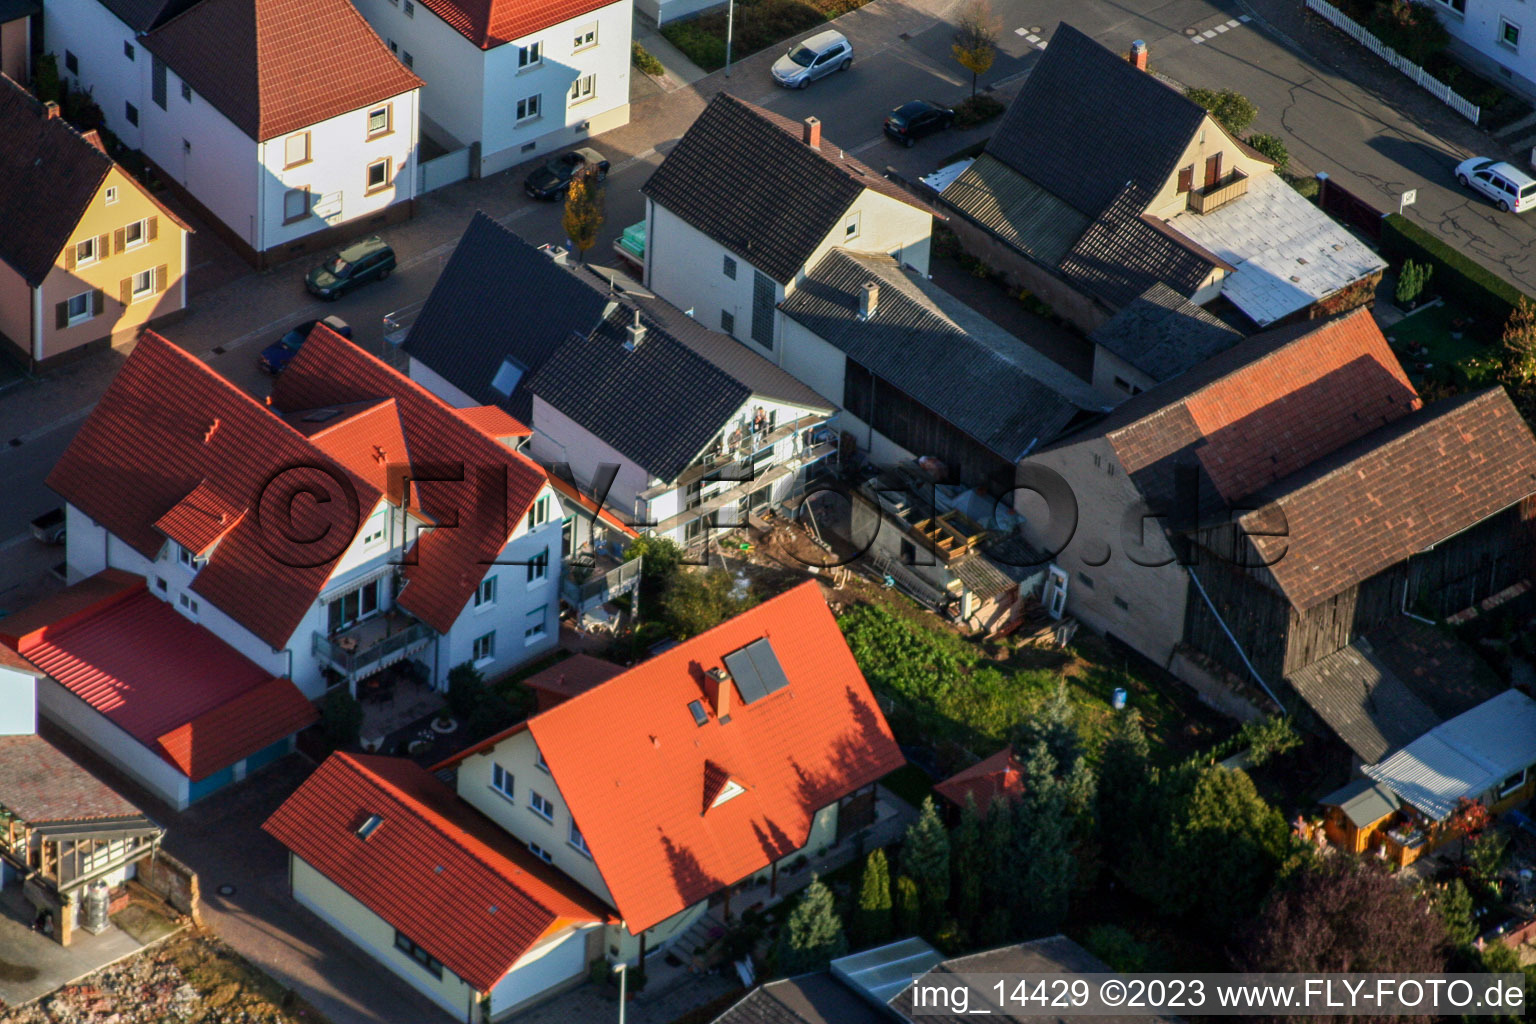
561 170 604 262
951 0 1000 99
893 875 921 936
853 849 893 949
775 876 848 974
1502 297 1536 386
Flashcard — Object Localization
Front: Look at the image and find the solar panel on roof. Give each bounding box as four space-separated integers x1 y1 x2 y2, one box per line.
722 637 790 704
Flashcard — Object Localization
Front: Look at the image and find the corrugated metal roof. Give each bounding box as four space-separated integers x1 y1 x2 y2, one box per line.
1364 689 1536 821
1320 776 1401 829
831 937 944 1008
940 154 1089 266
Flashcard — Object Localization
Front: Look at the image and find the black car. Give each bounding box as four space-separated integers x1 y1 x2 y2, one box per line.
305 236 395 300
883 100 955 147
259 315 352 374
524 147 610 200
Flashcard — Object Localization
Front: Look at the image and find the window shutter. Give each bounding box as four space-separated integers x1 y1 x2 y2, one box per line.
148 216 158 242
91 289 104 315
55 301 68 329
97 234 109 259
1177 165 1194 194
119 278 132 305
154 264 167 293
64 244 76 271
113 228 126 254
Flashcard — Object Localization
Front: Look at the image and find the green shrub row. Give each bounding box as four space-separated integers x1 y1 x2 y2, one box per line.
1380 213 1531 325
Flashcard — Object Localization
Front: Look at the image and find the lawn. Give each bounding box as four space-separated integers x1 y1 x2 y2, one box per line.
1384 299 1503 392
661 0 869 72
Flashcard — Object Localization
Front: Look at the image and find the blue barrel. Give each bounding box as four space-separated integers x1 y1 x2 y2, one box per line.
1111 688 1128 710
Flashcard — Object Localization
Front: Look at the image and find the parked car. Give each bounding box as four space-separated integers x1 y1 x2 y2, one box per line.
1455 156 1536 213
884 100 955 147
305 237 396 300
259 316 352 374
771 29 852 88
30 508 65 545
524 148 610 200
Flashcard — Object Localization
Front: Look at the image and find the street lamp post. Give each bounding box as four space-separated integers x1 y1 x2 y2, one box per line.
725 0 735 77
615 962 627 1024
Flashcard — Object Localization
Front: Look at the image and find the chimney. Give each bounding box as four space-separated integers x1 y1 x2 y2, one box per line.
1129 39 1148 71
859 281 879 320
624 308 646 350
802 116 821 150
540 243 569 266
705 667 732 719
43 101 60 119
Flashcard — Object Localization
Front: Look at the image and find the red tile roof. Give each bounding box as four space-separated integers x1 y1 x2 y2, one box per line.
933 746 1026 811
1242 387 1536 609
414 0 620 50
522 653 625 711
525 581 904 932
272 327 549 634
0 734 149 824
142 0 422 141
153 479 246 556
458 405 532 441
0 646 41 676
3 573 315 780
1105 309 1419 511
290 399 412 505
47 333 382 650
263 753 608 993
545 469 638 539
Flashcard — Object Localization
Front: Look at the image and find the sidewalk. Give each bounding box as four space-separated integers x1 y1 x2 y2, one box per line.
633 13 710 93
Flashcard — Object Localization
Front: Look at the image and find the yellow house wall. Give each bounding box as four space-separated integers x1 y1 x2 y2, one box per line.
39 166 185 361
290 855 482 1019
1142 114 1275 221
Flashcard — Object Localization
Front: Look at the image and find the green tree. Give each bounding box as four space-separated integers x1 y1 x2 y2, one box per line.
901 797 951 928
446 662 488 719
1083 924 1154 973
1172 765 1291 927
1009 741 1078 935
853 849 893 949
1369 0 1450 66
561 171 604 262
1015 682 1081 770
1466 830 1510 898
1096 711 1154 851
893 875 921 936
1245 132 1288 173
1184 86 1258 136
34 53 61 105
979 795 1014 917
319 688 363 748
951 0 1000 99
660 567 756 639
950 795 985 937
1235 715 1302 766
1502 296 1536 385
775 876 848 974
1423 878 1477 947
1395 259 1433 307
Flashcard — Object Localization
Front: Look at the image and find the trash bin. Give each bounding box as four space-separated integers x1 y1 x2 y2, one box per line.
81 880 111 935
1111 687 1128 710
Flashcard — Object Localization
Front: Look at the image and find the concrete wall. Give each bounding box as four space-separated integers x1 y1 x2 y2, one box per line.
0 665 36 735
34 677 190 809
1090 345 1156 400
291 854 484 1020
1015 434 1189 665
636 0 719 24
38 166 187 362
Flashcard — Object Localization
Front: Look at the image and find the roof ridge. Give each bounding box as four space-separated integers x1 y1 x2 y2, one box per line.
1238 386 1504 518
335 752 564 914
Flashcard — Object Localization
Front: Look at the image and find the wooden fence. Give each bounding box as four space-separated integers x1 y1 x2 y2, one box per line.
1306 0 1481 124
1317 173 1387 241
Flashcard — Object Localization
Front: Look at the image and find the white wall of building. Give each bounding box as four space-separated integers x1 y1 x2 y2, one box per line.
44 0 145 149
778 318 847 411
0 665 36 735
529 397 657 520
635 0 718 26
34 677 190 809
1432 1 1536 102
352 0 486 150
407 357 479 408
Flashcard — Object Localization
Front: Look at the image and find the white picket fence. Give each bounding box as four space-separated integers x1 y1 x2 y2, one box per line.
1306 0 1480 125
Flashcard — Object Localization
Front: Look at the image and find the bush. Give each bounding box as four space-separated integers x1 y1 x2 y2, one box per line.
632 41 666 77
660 567 757 640
320 689 364 748
1184 87 1257 136
1368 0 1449 67
1396 258 1433 306
34 53 60 105
952 93 1005 129
1083 924 1155 972
1282 171 1320 200
446 662 488 719
660 0 864 73
1381 213 1532 326
1245 132 1288 173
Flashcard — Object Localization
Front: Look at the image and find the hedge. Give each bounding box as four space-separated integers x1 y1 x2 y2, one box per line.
1380 213 1530 325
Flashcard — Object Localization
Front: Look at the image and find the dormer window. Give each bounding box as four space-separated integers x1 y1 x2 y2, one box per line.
711 779 745 807
175 542 203 571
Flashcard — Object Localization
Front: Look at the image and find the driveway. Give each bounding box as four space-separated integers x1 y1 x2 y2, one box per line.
0 884 146 1009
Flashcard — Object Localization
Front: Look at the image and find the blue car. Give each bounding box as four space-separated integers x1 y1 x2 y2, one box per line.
259 315 351 374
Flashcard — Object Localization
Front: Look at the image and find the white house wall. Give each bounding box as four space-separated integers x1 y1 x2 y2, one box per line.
529 397 657 519
645 199 781 354
490 926 592 1016
0 666 36 736
351 0 487 151
44 0 144 148
777 318 847 411
34 676 190 809
258 89 420 251
634 0 718 26
1435 1 1536 102
796 187 933 287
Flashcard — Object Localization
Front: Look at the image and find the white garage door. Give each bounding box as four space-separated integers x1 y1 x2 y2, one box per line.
489 929 588 1015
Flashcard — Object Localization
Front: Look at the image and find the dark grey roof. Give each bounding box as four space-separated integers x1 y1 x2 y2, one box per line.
710 973 888 1024
1091 283 1245 382
524 306 751 482
780 250 1106 460
1361 617 1505 720
401 212 609 423
1058 184 1225 310
988 23 1207 218
642 93 935 284
96 0 198 31
1320 776 1401 829
0 0 40 23
1286 639 1444 762
940 154 1088 266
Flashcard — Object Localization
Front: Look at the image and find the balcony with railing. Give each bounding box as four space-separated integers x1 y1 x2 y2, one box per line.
313 611 435 688
640 414 829 502
562 547 643 619
1187 168 1249 214
649 439 837 536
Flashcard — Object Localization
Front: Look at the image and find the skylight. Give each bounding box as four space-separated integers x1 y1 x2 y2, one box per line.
688 700 708 726
356 814 383 839
490 357 526 397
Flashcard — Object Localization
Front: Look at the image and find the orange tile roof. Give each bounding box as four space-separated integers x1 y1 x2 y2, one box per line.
294 398 411 505
142 0 422 142
458 405 532 441
47 334 383 650
525 581 904 932
156 676 317 779
522 653 625 711
933 746 1026 811
414 0 621 50
264 753 609 993
153 479 246 556
272 326 549 634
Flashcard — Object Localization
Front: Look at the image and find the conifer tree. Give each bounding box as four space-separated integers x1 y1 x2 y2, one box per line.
775 875 848 975
853 849 893 948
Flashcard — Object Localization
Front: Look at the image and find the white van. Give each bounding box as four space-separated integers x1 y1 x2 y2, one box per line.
1455 156 1536 213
